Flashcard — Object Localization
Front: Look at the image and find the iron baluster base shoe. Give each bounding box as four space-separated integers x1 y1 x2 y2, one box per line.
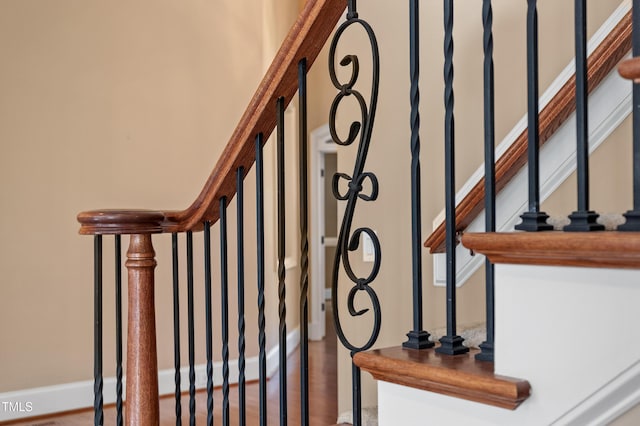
618 210 640 231
515 211 553 232
475 340 494 362
403 330 435 350
435 335 469 356
564 211 604 232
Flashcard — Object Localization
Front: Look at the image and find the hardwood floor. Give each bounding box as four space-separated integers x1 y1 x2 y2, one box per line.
5 305 338 425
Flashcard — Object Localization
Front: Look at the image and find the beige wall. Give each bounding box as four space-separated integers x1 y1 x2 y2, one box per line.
325 0 626 413
0 0 301 393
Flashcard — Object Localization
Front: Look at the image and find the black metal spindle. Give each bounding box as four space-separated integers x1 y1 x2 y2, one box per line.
236 167 247 426
298 58 311 426
404 0 434 351
187 231 196 426
565 0 604 231
220 198 230 426
347 0 357 19
114 235 123 426
93 235 103 426
255 133 267 425
276 96 288 426
620 0 640 231
171 233 182 424
436 0 468 356
516 0 553 231
476 0 496 363
329 3 381 424
204 221 214 426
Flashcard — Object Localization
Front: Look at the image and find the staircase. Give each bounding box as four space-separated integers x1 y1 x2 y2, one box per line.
62 0 640 425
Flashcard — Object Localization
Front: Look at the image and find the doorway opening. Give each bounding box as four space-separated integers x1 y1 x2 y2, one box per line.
309 125 337 341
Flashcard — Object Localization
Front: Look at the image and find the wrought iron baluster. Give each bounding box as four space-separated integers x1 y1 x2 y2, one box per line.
276 96 288 426
477 0 496 363
516 0 553 231
171 233 182 424
404 0 434 351
329 4 382 425
255 133 268 425
618 0 640 231
94 235 103 426
565 0 603 231
619 0 640 231
236 167 247 426
298 58 311 426
436 0 469 356
114 235 123 426
220 198 230 426
204 221 214 426
186 231 196 426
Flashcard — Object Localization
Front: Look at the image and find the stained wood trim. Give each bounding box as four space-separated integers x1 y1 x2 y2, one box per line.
462 231 640 269
78 0 347 235
619 57 640 82
354 346 531 410
77 209 165 235
425 11 632 253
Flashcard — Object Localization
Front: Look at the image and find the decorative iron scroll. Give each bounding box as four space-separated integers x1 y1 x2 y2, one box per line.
329 6 381 355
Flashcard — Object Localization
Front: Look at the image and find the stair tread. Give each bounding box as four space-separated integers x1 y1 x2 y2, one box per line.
354 346 530 410
462 231 640 269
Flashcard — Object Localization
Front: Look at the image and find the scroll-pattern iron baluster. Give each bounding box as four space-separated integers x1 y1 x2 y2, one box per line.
329 5 381 425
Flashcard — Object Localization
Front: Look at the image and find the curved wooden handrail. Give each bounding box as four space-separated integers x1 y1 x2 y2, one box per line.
78 0 346 235
424 10 632 253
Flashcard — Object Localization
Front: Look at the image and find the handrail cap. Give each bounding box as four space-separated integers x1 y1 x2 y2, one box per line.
78 209 165 235
618 57 640 82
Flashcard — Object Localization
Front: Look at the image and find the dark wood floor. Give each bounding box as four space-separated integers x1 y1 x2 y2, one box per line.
6 305 338 426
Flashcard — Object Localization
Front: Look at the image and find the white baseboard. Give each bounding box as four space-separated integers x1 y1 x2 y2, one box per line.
0 328 300 421
552 358 640 426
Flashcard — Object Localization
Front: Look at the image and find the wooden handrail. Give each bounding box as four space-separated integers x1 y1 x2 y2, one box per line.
424 10 632 254
78 0 346 235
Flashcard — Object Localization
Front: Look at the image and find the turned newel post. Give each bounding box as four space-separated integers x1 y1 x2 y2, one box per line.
78 209 165 426
126 233 160 425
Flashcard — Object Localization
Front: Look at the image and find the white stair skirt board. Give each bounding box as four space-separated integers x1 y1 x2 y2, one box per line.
432 0 632 288
0 328 300 421
379 265 640 425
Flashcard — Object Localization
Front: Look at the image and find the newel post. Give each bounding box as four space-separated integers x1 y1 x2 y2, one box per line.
126 233 160 425
78 210 165 425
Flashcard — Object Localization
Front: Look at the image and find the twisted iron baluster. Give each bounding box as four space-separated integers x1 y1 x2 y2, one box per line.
255 133 268 425
435 0 468 356
298 57 311 426
404 0 434 351
276 96 288 426
236 167 247 426
114 235 123 426
477 0 496 363
93 235 103 426
329 5 381 425
220 198 230 426
204 221 214 426
171 233 182 424
187 231 196 426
